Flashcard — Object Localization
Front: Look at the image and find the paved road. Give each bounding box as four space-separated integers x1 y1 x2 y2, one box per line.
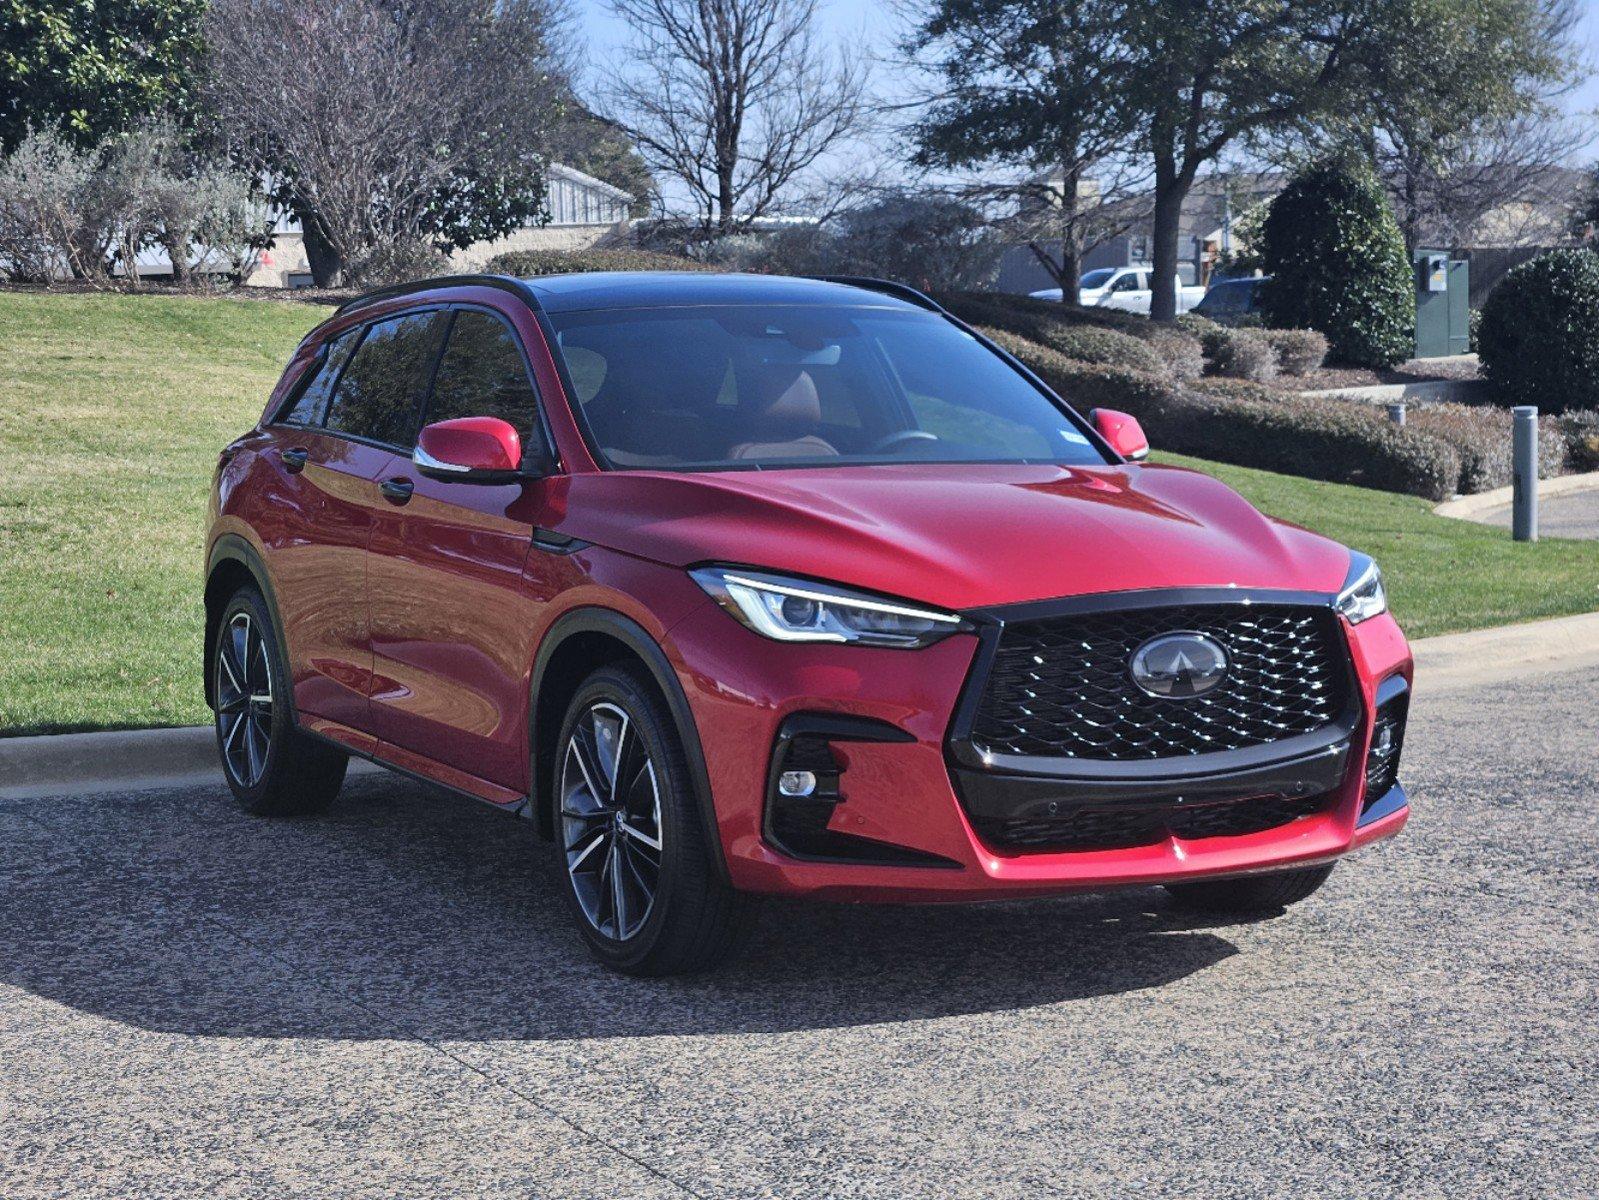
1477 487 1599 539
4 665 1596 1199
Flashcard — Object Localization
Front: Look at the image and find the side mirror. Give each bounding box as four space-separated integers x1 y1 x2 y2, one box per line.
414 416 525 483
1091 408 1150 462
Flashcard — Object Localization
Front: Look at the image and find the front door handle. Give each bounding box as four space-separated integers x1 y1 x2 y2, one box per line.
281 447 309 473
380 477 415 503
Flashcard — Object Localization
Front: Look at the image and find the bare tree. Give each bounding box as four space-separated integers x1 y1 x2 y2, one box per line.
600 0 869 234
204 0 569 285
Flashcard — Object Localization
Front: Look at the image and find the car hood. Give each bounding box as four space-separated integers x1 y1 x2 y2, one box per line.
554 462 1353 612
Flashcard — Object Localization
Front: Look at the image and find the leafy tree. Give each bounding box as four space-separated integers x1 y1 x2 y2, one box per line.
903 0 1139 304
1259 154 1415 369
1116 0 1578 320
0 0 205 151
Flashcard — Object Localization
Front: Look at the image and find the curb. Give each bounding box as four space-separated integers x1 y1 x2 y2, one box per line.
1432 470 1599 521
0 726 376 801
6 608 1599 797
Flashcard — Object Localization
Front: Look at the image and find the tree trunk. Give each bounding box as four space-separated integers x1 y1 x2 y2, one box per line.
1148 155 1186 323
1056 162 1082 305
300 212 344 288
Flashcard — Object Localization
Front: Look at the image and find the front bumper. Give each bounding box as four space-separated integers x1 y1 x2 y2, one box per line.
668 592 1412 902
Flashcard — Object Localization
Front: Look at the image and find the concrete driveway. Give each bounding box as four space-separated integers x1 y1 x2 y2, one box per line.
3 663 1596 1198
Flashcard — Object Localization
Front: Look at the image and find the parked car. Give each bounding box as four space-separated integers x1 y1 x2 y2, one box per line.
206 272 1412 975
1030 266 1207 314
1194 275 1271 325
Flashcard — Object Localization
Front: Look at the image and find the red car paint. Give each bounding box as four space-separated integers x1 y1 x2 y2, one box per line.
207 273 1409 902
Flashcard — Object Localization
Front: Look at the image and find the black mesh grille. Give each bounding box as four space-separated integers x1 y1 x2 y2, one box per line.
977 793 1328 852
971 603 1349 762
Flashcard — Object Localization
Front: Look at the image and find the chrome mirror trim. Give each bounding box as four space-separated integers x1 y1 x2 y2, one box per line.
412 443 472 474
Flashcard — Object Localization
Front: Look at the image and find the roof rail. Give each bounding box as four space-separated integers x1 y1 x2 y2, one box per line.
809 275 944 313
332 273 542 318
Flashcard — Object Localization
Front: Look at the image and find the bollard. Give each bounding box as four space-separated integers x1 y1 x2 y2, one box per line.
1386 402 1406 426
1512 405 1538 542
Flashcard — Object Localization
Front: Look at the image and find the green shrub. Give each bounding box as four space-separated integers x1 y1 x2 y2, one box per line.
1260 153 1415 368
1265 329 1328 376
1212 328 1278 382
482 247 712 276
1477 249 1599 414
1034 324 1165 373
986 328 1461 499
1559 409 1599 472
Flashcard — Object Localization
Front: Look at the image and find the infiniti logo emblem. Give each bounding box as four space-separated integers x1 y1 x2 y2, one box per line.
1129 632 1230 698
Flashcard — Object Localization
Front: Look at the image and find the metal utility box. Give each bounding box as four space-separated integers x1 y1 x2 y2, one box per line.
1414 248 1469 358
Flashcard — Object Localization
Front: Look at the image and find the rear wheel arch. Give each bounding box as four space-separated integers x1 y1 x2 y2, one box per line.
529 607 729 885
205 536 292 718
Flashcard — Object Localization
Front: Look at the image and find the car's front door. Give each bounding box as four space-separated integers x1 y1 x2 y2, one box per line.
262 310 447 748
364 305 559 800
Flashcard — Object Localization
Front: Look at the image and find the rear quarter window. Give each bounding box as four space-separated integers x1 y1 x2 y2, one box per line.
279 329 359 427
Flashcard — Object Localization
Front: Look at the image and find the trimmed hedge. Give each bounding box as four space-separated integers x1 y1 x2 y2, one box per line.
937 290 1204 379
1265 329 1329 376
1477 249 1599 414
1212 328 1278 382
481 247 714 276
984 328 1463 500
1402 403 1569 492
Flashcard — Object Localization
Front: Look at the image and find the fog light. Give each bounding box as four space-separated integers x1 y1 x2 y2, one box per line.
778 770 817 797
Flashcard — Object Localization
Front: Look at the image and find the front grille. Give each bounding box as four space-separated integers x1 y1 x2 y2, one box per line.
977 793 1329 852
970 603 1349 762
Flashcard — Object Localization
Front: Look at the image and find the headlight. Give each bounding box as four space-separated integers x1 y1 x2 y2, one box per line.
690 566 966 648
1334 552 1387 625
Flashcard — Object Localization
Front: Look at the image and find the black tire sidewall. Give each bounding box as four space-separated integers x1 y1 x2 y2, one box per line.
553 666 699 972
214 586 292 811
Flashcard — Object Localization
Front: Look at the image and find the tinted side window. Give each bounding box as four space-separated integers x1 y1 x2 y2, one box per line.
425 311 542 454
324 311 444 446
281 329 358 426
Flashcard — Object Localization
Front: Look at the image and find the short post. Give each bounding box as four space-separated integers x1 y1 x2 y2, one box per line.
1512 405 1538 543
1386 402 1406 426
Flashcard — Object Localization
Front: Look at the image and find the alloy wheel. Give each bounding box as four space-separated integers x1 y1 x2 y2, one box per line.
560 701 664 941
215 611 274 789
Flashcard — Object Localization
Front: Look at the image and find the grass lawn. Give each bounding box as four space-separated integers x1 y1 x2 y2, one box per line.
2 289 1596 735
0 291 323 735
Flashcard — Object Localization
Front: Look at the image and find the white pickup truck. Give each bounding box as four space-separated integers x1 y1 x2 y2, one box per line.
1030 266 1207 315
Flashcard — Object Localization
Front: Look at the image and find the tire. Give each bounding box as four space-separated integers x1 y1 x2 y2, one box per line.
1163 863 1336 913
213 585 347 816
553 664 755 976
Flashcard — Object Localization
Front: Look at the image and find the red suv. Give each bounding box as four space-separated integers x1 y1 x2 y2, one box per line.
206 272 1411 975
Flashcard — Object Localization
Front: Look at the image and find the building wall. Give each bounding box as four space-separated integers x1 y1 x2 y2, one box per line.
450 222 625 271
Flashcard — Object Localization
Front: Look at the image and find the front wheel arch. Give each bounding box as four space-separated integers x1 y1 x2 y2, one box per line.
529 607 729 886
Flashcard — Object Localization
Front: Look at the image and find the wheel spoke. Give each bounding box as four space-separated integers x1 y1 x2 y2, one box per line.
560 698 663 943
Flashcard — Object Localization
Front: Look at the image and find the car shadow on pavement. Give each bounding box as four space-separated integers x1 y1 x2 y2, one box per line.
0 773 1259 1042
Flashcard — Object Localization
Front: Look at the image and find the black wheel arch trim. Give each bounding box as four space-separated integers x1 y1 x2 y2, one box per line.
205 534 295 722
529 606 731 886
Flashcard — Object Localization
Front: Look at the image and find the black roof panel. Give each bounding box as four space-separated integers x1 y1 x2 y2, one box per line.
521 271 927 313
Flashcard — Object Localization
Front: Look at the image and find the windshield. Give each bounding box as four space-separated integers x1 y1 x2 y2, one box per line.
545 304 1110 471
1079 269 1116 289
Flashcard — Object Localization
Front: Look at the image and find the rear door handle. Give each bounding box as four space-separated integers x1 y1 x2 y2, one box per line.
281 447 309 473
380 477 415 502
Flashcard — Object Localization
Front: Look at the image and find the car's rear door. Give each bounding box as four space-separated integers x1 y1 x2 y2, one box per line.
364 305 560 800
